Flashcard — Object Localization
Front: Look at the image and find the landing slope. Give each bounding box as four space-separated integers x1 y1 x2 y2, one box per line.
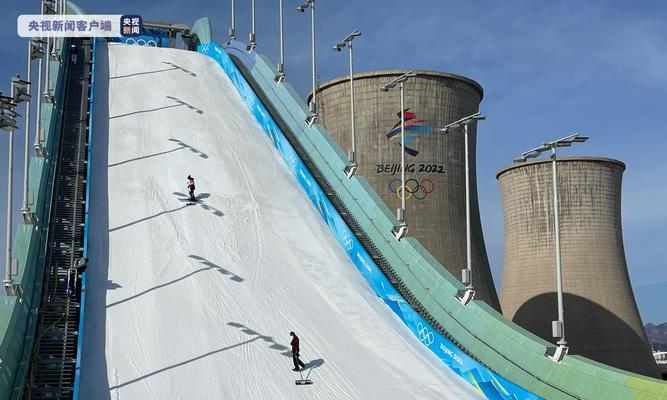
78 42 482 400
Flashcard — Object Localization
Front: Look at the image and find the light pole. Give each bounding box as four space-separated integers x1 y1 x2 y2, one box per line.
247 0 257 51
440 112 486 304
515 133 589 361
1 77 30 296
228 0 236 43
42 0 55 104
297 0 318 126
53 0 62 62
380 71 416 241
22 40 43 223
34 37 45 155
333 30 361 179
274 0 286 83
44 34 52 102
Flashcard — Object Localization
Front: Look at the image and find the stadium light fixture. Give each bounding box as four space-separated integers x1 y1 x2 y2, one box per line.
11 76 31 103
22 41 42 222
380 71 416 240
514 132 589 361
247 0 257 51
275 0 286 83
228 0 236 43
332 30 361 178
297 0 318 126
439 112 486 304
2 83 22 296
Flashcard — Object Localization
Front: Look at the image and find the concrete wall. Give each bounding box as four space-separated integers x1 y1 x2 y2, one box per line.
314 70 500 310
497 157 660 377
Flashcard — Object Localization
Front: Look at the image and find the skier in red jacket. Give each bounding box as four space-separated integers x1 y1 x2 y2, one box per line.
290 331 306 371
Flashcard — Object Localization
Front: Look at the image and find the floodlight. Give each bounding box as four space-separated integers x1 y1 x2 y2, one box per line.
0 94 17 109
343 30 361 43
30 39 46 59
42 0 56 13
516 133 588 162
380 71 416 92
439 112 486 133
2 108 21 119
11 76 31 103
297 0 314 12
0 112 18 131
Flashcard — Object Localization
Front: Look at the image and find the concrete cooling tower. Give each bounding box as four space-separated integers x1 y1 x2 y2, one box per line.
496 157 659 377
314 70 500 310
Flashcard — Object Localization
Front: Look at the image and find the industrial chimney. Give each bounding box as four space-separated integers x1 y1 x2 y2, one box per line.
314 70 500 310
497 157 659 377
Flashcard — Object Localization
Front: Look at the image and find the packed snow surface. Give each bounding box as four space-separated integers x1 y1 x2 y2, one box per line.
78 43 483 399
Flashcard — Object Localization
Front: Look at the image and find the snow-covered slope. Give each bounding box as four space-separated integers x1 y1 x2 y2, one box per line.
78 42 482 400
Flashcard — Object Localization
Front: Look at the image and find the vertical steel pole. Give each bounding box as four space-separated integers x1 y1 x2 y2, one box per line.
552 146 566 346
251 0 255 33
277 0 284 76
248 0 256 49
44 35 51 102
464 123 472 288
34 48 43 154
309 2 317 116
5 84 16 291
229 0 236 41
21 42 32 218
53 0 60 59
399 82 405 218
349 42 355 164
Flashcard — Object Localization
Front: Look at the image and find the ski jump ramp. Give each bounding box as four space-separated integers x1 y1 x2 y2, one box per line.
78 42 482 399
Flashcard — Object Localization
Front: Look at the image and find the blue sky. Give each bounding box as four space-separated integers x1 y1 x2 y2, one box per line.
1 0 665 323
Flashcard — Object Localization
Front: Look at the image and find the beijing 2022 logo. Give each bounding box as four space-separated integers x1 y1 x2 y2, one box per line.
385 108 432 156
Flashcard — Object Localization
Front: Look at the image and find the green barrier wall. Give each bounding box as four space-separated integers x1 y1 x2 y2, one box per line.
0 39 71 399
240 50 667 400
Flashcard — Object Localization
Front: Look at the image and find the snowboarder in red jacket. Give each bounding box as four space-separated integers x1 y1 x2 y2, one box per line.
290 331 306 371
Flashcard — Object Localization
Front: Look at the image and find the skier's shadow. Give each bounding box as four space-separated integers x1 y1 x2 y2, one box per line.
173 192 224 217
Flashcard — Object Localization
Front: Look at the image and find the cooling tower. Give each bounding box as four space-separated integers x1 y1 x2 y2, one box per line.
497 157 659 377
313 70 500 310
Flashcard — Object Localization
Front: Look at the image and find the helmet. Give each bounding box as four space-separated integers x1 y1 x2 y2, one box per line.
70 44 76 48
187 175 192 179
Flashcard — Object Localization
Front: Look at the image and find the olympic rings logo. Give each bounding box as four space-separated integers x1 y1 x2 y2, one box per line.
342 233 353 251
388 178 435 200
125 38 158 47
417 323 435 346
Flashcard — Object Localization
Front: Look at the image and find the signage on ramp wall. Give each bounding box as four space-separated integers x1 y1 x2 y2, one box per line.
198 41 540 400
